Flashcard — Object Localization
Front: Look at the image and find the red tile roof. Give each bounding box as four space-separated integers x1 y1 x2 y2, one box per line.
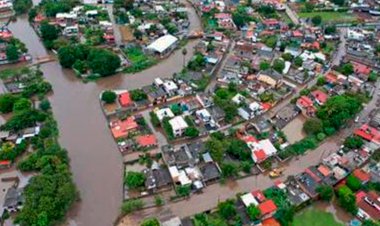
241 135 257 143
214 13 232 20
254 149 267 162
317 165 331 177
136 134 157 147
261 102 272 111
325 71 338 83
252 190 266 203
110 117 138 139
354 124 380 144
119 91 132 107
262 218 281 226
297 96 314 108
263 19 279 26
0 160 11 166
312 90 328 105
292 30 303 37
353 168 371 183
258 200 277 216
305 168 322 182
352 61 371 75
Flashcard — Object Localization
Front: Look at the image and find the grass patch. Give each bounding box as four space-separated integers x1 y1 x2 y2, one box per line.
294 208 344 226
298 11 357 23
123 46 157 73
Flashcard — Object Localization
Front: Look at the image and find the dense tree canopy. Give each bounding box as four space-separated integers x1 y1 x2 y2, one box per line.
125 171 146 189
316 185 334 201
6 44 20 62
316 94 362 130
303 118 323 135
87 48 121 76
217 199 236 220
337 185 357 215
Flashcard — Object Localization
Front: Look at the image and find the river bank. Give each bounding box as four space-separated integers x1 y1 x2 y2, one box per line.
5 4 202 225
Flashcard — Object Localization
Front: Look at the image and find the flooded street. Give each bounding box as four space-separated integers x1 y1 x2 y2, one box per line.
5 3 201 225
282 115 307 144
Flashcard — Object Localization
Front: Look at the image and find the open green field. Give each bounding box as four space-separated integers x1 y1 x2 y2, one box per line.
298 11 357 23
293 208 344 226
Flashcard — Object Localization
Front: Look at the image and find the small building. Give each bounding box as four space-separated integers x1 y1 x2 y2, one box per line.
311 90 328 106
110 117 138 139
156 108 175 121
135 134 157 148
118 91 133 108
144 164 173 192
169 116 188 137
257 69 283 88
258 199 277 220
147 34 178 57
296 96 316 117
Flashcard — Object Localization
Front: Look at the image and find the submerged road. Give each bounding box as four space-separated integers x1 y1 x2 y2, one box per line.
6 2 201 225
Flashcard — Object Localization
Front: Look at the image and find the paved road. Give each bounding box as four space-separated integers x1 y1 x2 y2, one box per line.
285 4 300 25
332 28 347 67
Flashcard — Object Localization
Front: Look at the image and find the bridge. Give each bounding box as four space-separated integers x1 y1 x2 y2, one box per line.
29 56 56 66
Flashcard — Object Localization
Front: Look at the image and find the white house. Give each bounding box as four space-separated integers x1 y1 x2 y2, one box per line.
238 101 262 120
169 116 188 137
163 80 178 96
196 109 212 123
243 137 277 163
147 34 178 57
232 93 246 105
156 108 175 121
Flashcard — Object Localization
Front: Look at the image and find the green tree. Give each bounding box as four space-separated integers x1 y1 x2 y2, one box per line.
221 162 239 178
0 94 18 113
311 15 322 26
154 195 164 206
316 185 334 201
247 205 261 221
304 2 315 12
141 218 160 226
264 35 277 48
346 174 362 192
282 53 293 61
303 118 323 135
368 72 377 82
184 127 199 138
332 0 345 6
13 0 32 14
260 60 270 71
325 25 336 35
39 99 51 112
87 48 121 76
340 63 354 75
294 56 303 67
205 138 225 163
273 59 285 73
337 185 357 215
40 22 59 44
176 185 191 197
344 136 364 149
121 199 144 214
217 199 236 220
13 98 32 112
317 76 326 86
101 90 117 104
6 44 20 62
125 171 146 189
226 139 251 161
130 89 148 101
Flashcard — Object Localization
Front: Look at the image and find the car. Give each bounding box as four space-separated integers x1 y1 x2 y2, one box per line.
355 116 360 123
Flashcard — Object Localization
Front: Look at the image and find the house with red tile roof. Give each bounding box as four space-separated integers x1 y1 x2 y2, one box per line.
136 134 157 147
356 191 380 221
118 91 132 107
352 61 371 76
296 96 316 117
311 90 328 106
354 124 380 145
258 200 277 219
110 117 138 139
252 190 266 203
263 19 280 30
353 168 371 184
262 218 281 226
0 160 11 169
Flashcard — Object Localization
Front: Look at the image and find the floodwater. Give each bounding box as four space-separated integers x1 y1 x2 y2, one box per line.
4 3 201 226
282 114 307 144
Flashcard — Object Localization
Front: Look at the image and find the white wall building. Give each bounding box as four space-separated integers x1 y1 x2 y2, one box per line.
169 116 188 137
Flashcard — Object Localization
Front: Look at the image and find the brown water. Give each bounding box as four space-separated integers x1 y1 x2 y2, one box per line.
4 4 201 226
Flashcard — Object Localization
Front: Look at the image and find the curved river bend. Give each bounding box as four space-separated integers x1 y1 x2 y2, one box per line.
6 3 201 225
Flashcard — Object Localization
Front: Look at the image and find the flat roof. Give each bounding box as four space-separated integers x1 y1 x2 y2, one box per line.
148 34 178 54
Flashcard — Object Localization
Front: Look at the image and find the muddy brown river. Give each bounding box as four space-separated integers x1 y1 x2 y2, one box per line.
5 3 201 225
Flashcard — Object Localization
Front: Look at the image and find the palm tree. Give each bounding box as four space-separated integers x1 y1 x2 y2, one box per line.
182 48 187 67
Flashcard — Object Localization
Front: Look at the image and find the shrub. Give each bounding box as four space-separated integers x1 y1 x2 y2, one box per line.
121 199 144 214
101 90 117 104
